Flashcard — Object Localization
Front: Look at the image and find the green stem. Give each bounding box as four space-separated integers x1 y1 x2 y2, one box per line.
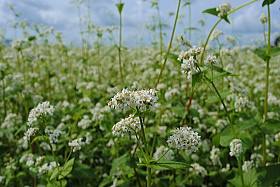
118 1 124 84
263 3 271 167
50 143 62 187
156 3 163 61
1 79 7 119
154 147 172 163
206 76 237 138
139 115 152 187
154 0 181 88
238 160 245 187
200 0 259 64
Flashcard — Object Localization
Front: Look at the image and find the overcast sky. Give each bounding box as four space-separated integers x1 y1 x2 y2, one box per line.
0 0 279 47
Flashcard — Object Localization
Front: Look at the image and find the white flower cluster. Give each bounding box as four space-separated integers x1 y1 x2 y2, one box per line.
23 127 39 142
204 55 218 66
181 56 199 80
234 96 250 112
19 153 34 168
229 139 243 157
216 1 232 17
164 88 180 101
35 156 45 166
90 103 110 121
38 161 59 176
78 115 92 129
225 35 236 46
112 114 140 137
108 88 158 112
27 101 54 126
45 128 60 144
68 138 85 152
210 30 223 41
210 146 221 166
259 13 268 24
221 163 231 172
177 46 203 80
166 126 200 154
189 163 208 177
177 46 203 61
242 160 254 172
1 113 18 128
153 145 174 161
85 132 92 144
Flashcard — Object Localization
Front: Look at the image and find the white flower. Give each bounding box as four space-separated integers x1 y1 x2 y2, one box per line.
259 13 267 24
221 163 231 172
204 55 218 66
153 146 174 161
164 88 180 101
216 1 232 17
23 128 39 142
108 89 158 112
45 127 60 144
189 163 208 177
210 30 223 41
78 115 92 129
242 160 254 172
181 56 199 80
112 114 140 137
229 139 243 157
166 126 200 154
210 146 221 166
69 138 85 152
85 132 92 144
234 96 250 112
27 101 55 126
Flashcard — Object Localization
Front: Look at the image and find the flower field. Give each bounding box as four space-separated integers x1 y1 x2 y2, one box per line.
0 0 280 187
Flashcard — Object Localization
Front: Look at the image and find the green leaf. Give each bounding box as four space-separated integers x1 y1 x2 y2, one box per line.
115 3 124 14
205 90 231 103
192 71 204 89
188 108 200 118
109 152 130 177
213 71 237 80
262 0 276 6
219 119 256 147
257 164 280 186
50 168 59 180
171 106 187 118
271 47 280 57
260 119 280 134
202 8 219 16
140 161 191 170
47 179 67 187
185 27 200 31
151 2 158 7
31 135 49 144
28 36 36 41
202 8 230 23
59 158 75 179
164 53 180 64
254 48 270 61
182 2 191 7
220 15 230 24
238 132 253 153
229 168 259 187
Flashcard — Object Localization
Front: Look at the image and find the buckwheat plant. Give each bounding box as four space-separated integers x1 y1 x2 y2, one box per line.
108 88 195 186
22 101 81 187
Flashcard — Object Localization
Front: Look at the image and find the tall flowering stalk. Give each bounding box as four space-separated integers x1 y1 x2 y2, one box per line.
108 88 198 186
262 1 271 166
116 0 125 84
154 0 181 88
108 89 158 187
